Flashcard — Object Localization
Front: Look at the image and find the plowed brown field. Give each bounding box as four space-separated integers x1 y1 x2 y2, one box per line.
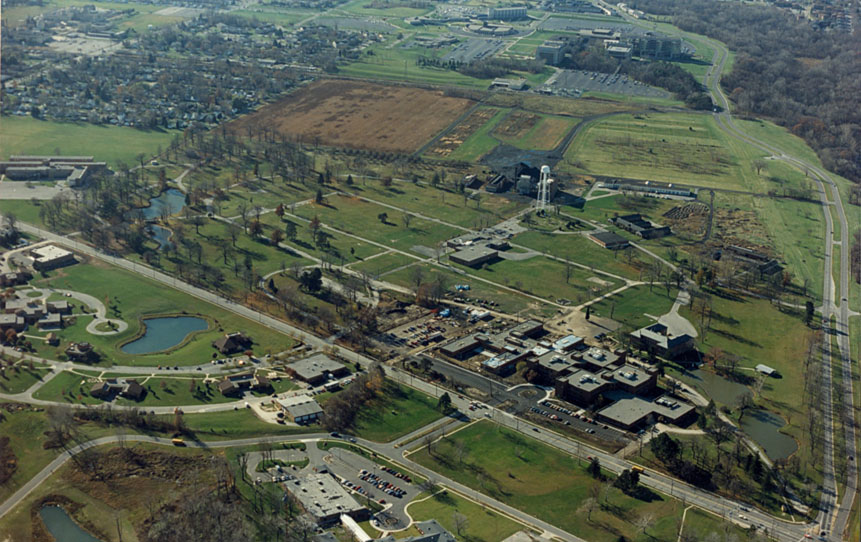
230 79 474 153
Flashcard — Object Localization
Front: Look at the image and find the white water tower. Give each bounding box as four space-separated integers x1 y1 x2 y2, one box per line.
537 165 551 212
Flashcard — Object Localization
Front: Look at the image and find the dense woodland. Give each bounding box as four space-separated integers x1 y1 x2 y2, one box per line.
630 0 861 184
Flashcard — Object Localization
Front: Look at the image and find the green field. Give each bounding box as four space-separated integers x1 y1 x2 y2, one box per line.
384 266 544 316
29 260 296 366
344 381 443 442
492 112 578 151
676 290 821 489
292 195 462 256
407 490 526 542
0 116 176 169
411 421 705 542
348 251 417 277
450 255 623 306
563 112 759 190
447 108 509 162
588 285 679 330
0 364 52 394
340 179 527 228
513 230 643 280
32 370 247 408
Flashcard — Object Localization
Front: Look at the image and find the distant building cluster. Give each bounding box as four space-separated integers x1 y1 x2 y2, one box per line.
438 319 697 431
2 11 380 129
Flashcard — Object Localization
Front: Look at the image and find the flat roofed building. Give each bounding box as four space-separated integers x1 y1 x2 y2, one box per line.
597 395 695 430
509 319 544 339
30 245 76 271
286 354 349 386
629 323 694 359
576 346 621 372
588 231 629 250
488 5 528 19
555 368 611 405
532 351 576 382
552 334 584 352
276 395 323 425
439 334 482 359
286 472 368 526
609 364 656 395
536 40 565 65
482 349 530 375
0 314 25 332
449 246 499 268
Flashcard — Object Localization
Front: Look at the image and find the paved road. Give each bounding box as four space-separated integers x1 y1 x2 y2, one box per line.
703 35 857 541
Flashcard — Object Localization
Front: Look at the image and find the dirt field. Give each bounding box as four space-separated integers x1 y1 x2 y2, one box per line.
230 80 474 153
426 107 498 157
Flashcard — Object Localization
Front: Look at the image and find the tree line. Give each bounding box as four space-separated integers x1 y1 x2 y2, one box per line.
630 0 861 183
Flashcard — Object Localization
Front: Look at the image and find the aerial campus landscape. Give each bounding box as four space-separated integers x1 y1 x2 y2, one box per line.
0 0 858 541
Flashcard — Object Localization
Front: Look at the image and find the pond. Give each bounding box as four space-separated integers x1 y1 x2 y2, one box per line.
147 224 172 249
685 368 750 406
40 506 103 542
740 409 798 461
142 188 185 220
120 316 207 354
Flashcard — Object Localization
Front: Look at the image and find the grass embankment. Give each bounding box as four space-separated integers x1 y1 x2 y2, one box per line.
407 490 526 542
562 112 757 191
321 380 443 443
410 420 739 542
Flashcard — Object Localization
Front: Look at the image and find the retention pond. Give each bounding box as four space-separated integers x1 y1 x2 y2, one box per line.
121 316 207 354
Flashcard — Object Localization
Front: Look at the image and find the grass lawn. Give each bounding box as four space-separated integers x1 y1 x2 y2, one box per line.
292 195 461 256
588 285 679 330
411 420 694 542
339 380 443 442
567 193 680 225
0 364 52 394
562 112 758 190
492 112 578 151
447 108 508 162
676 290 823 492
384 266 548 317
0 116 176 169
451 255 623 306
30 260 297 366
349 251 417 277
0 199 74 233
341 179 527 228
513 230 644 280
407 490 526 542
32 371 104 405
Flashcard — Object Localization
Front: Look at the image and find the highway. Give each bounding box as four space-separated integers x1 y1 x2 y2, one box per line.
703 35 857 542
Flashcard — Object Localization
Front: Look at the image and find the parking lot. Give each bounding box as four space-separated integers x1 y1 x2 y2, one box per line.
442 38 507 63
549 69 670 99
529 398 627 443
320 447 421 530
378 314 459 353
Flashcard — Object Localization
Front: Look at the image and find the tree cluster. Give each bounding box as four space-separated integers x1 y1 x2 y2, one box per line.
322 363 386 431
649 433 714 489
